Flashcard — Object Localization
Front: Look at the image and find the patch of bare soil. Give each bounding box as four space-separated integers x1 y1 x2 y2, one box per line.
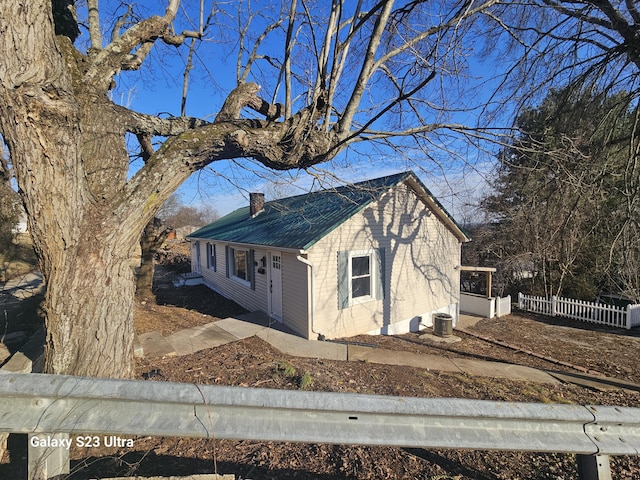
134 250 248 336
134 284 248 336
60 331 640 479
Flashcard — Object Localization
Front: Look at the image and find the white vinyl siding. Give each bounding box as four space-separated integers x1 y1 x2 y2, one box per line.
280 253 310 338
193 242 266 313
309 183 461 339
190 242 309 337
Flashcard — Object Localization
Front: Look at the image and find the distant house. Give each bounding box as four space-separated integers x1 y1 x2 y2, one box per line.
187 171 470 340
12 210 28 235
173 225 200 241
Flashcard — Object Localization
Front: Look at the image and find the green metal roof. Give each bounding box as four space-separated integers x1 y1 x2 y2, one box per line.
188 171 468 250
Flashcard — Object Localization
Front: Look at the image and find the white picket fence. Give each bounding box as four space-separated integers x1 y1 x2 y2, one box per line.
518 293 640 330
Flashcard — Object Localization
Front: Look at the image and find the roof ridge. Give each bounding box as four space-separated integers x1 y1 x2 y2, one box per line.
262 170 412 206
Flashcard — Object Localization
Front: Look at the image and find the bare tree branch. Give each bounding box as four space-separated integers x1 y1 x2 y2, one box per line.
323 0 364 129
181 38 197 116
87 0 102 50
214 83 283 122
110 4 133 43
239 17 284 83
136 133 154 162
82 2 182 91
111 104 211 136
626 0 640 24
282 0 298 118
338 0 394 135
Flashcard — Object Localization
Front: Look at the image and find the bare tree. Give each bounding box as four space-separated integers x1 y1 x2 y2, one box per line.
137 196 218 300
0 0 497 377
479 0 640 113
478 1 640 301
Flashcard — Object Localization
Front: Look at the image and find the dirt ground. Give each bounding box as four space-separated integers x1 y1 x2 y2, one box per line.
75 287 640 479
3 245 640 479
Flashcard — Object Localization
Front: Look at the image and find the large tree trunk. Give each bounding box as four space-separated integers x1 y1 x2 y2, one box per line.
0 3 145 377
0 1 345 379
0 88 143 377
44 233 139 377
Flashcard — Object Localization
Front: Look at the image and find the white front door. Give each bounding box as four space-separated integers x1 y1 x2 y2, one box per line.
269 251 283 321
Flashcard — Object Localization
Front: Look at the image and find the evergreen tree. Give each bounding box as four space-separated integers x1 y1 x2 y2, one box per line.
480 88 639 301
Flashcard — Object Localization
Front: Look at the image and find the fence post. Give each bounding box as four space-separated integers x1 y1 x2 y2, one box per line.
28 433 70 480
518 292 523 310
576 454 612 480
551 296 557 317
626 304 631 330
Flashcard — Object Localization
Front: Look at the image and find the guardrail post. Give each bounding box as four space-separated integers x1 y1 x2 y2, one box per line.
28 433 70 480
576 454 612 480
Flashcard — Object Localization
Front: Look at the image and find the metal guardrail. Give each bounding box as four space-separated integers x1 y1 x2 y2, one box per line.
1 373 639 478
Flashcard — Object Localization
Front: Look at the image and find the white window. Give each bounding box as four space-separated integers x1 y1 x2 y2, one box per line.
350 254 372 300
338 249 384 309
229 247 251 287
206 243 216 271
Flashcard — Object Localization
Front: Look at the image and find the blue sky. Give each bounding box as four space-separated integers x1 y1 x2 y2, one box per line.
105 1 503 222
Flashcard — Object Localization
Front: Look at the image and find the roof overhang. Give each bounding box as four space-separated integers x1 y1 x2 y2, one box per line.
460 266 497 273
404 176 471 243
186 236 307 254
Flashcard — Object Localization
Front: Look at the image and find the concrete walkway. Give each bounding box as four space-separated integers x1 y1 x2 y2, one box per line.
138 312 562 385
1 271 43 302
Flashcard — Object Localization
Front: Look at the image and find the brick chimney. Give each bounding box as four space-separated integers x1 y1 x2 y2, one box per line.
249 192 265 217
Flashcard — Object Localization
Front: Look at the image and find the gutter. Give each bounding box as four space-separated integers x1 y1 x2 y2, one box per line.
296 254 317 339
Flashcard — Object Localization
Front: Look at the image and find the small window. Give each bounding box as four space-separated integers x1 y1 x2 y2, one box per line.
351 255 371 298
228 247 252 287
233 249 248 280
206 243 216 271
338 249 385 309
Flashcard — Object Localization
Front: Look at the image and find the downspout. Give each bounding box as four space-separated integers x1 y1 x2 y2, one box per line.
296 254 318 339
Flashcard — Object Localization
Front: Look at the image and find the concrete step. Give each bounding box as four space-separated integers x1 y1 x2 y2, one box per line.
166 323 238 356
0 327 45 373
138 331 177 358
214 317 267 339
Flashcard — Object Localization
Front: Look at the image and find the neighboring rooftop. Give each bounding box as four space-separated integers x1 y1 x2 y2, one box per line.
188 171 468 250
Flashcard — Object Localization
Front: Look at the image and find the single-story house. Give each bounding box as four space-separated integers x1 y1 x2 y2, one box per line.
187 171 470 340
